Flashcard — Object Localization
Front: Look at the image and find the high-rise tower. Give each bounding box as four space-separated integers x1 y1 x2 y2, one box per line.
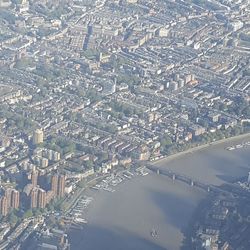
33 129 44 145
30 188 38 208
51 174 58 197
11 190 20 209
31 169 38 187
57 175 66 198
0 197 8 216
37 189 46 209
4 188 12 209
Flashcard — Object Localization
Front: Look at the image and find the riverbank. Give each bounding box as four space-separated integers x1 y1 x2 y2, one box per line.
68 135 250 250
152 132 250 165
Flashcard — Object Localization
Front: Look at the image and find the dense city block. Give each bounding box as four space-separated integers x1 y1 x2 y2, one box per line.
0 0 249 249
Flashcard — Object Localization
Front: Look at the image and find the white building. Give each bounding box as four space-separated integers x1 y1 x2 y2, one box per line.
230 20 243 31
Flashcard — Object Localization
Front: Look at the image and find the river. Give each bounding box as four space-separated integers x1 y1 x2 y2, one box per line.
68 136 250 250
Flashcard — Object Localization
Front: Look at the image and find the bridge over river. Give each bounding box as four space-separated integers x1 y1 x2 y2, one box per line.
146 164 232 196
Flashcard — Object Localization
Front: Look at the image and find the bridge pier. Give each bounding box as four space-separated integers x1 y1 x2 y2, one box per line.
172 174 176 181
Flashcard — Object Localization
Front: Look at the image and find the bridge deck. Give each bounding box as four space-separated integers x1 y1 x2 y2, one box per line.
146 164 231 195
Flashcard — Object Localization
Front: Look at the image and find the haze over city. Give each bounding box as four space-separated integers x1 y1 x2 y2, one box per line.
0 0 250 249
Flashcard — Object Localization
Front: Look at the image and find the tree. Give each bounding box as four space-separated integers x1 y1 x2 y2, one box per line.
97 152 109 163
85 160 94 169
160 134 172 149
105 125 117 133
46 202 54 211
33 208 42 217
231 126 242 136
23 209 33 219
86 89 101 103
8 212 18 226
